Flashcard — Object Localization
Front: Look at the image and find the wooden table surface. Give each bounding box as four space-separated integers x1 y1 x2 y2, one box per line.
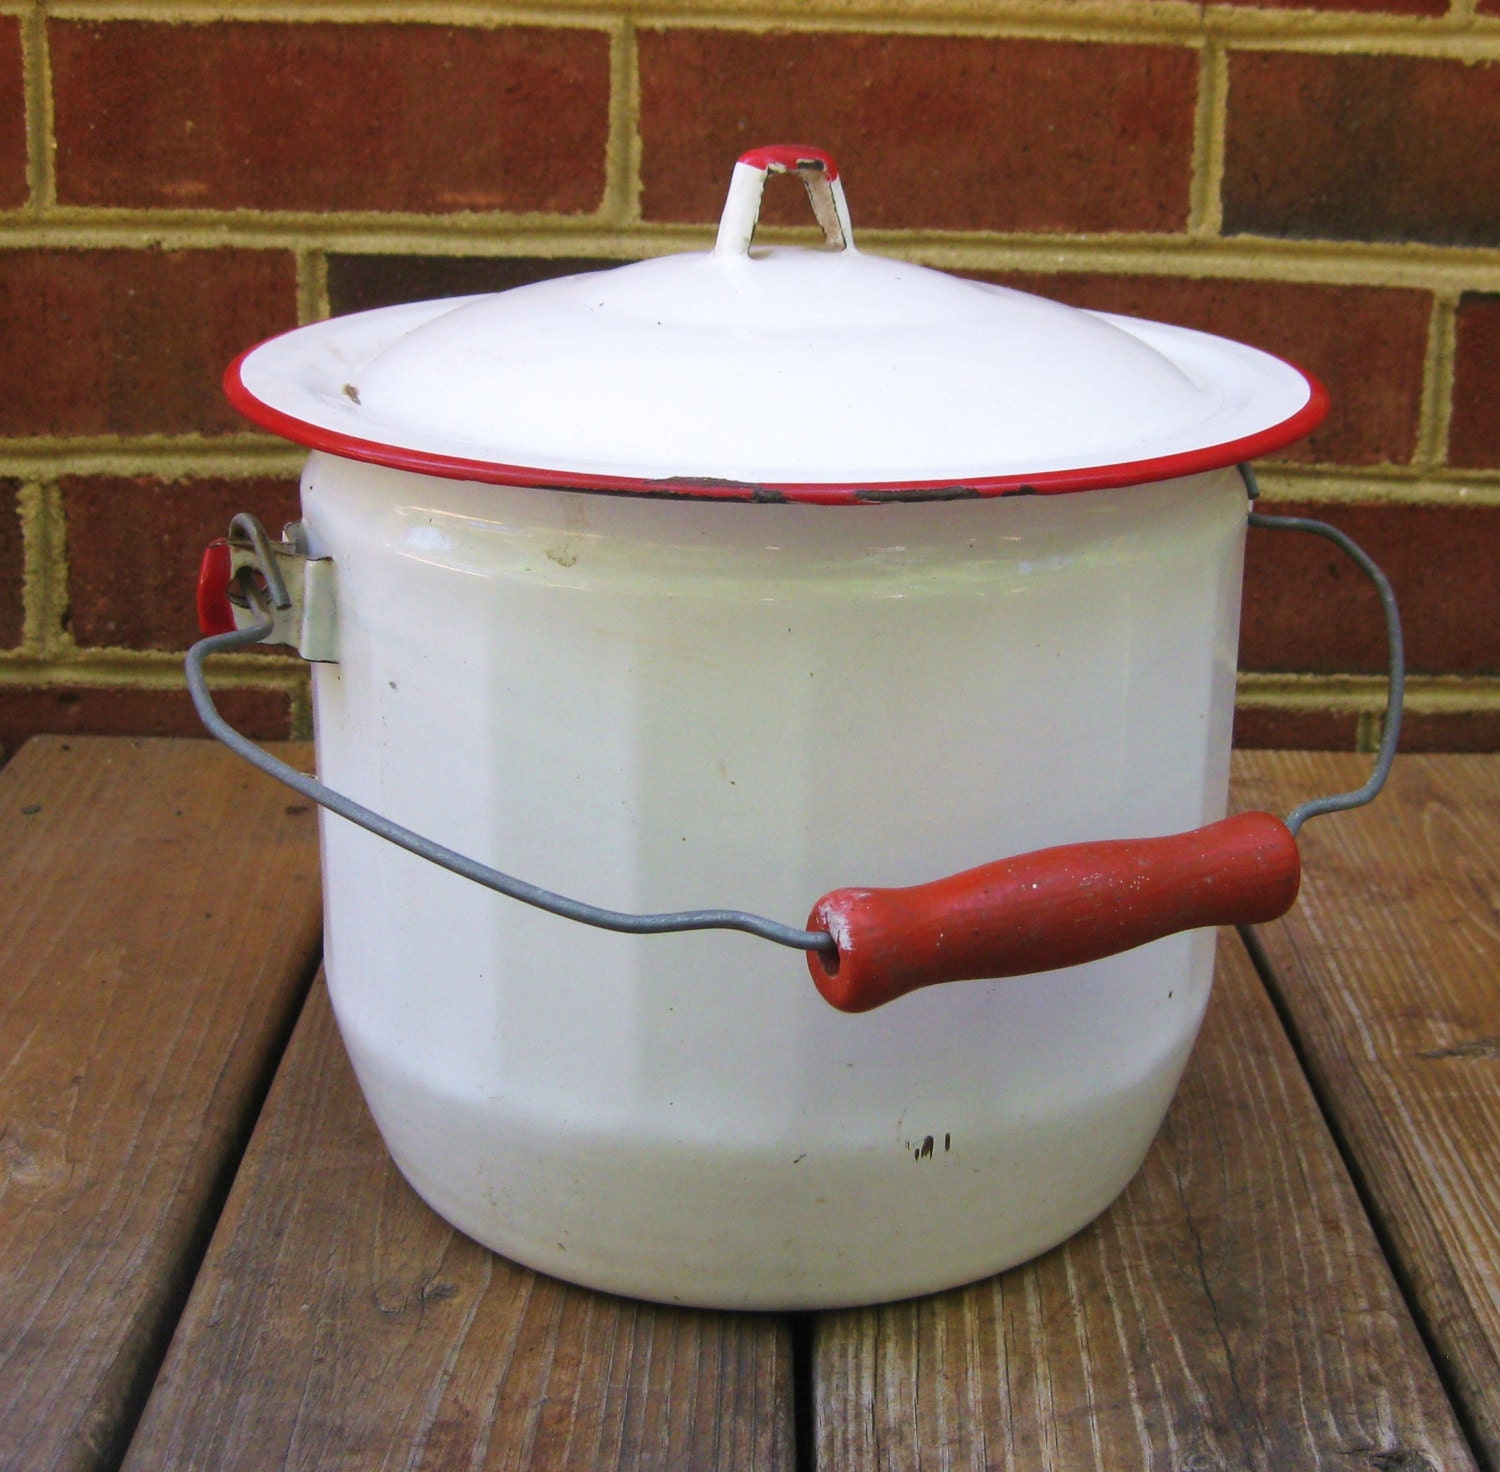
2 736 1497 1471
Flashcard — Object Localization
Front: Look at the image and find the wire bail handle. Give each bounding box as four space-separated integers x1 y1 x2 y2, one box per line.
1237 463 1405 835
188 464 1404 1012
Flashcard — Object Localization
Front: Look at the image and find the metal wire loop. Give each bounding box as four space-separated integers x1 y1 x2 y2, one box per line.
1238 466 1405 836
227 512 291 609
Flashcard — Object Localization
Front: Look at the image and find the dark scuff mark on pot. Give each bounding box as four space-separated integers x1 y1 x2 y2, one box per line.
854 485 982 504
529 477 1052 505
650 475 790 503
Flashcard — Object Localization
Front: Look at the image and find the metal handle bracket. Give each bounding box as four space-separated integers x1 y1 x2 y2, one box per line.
220 518 339 663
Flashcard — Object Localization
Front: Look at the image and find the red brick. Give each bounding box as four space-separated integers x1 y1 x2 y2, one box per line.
51 21 610 215
1235 707 1500 758
973 273 1429 466
1396 709 1500 752
326 254 620 316
64 477 300 650
0 18 26 209
0 686 290 763
1233 707 1359 750
638 31 1198 235
0 249 296 437
1224 52 1500 246
1449 294 1500 470
1240 502 1500 677
1234 706 1500 758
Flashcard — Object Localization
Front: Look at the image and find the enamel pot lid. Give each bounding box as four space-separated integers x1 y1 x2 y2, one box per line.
228 145 1327 505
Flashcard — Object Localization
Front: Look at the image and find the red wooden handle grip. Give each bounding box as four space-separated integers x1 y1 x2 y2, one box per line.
806 811 1301 1013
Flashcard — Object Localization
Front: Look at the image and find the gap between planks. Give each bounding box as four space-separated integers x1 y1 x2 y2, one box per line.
119 973 797 1472
121 936 1474 1470
812 924 1477 1472
0 736 324 1472
1233 750 1500 1472
111 750 1491 1471
1238 915 1494 1470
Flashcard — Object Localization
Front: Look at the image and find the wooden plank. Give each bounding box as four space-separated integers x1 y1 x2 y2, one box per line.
0 736 322 1472
121 975 796 1472
1235 750 1500 1468
814 930 1476 1471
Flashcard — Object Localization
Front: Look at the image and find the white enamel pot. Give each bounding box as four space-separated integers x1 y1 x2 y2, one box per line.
190 146 1391 1311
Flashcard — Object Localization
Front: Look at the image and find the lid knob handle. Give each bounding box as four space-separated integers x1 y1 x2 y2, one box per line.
714 145 854 258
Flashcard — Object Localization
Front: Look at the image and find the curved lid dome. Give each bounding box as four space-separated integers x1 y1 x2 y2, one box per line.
227 145 1326 505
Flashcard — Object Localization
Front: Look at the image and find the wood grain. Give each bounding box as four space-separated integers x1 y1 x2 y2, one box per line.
0 737 322 1472
121 976 795 1472
1236 750 1500 1469
814 930 1476 1471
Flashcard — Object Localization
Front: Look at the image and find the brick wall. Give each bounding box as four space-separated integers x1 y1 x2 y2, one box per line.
1 1 1497 759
